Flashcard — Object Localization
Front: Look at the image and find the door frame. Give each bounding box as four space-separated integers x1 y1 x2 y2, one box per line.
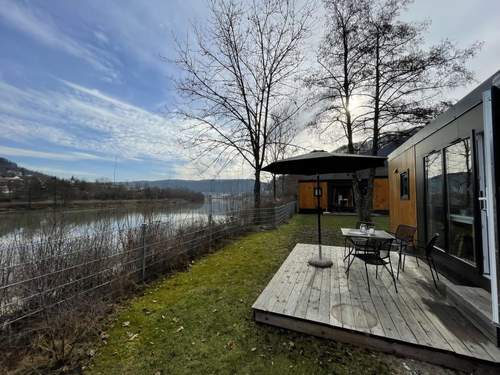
483 88 500 329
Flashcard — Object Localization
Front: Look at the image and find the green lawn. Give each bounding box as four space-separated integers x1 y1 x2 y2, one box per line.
87 214 393 374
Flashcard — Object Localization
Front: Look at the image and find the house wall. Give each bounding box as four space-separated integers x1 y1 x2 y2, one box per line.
373 177 390 211
388 93 489 288
298 181 328 210
297 178 389 212
388 148 417 233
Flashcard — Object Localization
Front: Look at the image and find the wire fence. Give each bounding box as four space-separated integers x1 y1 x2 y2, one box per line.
0 201 297 345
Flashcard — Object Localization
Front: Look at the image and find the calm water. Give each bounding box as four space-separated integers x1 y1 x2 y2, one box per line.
0 195 252 245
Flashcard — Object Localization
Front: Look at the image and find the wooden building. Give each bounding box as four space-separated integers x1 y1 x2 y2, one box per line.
297 175 389 213
388 71 500 340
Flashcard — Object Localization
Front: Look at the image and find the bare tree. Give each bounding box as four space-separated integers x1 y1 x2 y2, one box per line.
309 0 479 221
174 0 311 207
265 104 302 201
305 0 374 220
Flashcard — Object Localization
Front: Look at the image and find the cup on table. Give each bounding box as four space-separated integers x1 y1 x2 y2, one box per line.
360 224 367 233
368 227 375 235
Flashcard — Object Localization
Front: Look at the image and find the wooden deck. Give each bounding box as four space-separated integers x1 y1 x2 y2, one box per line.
252 244 500 372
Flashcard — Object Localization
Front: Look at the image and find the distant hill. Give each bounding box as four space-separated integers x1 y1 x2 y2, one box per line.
133 179 261 194
0 157 49 179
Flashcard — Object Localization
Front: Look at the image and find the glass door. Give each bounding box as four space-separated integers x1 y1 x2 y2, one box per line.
444 139 475 264
424 151 446 248
475 133 490 275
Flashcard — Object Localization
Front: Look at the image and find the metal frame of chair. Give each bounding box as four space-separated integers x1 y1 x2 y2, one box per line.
346 237 398 294
392 224 418 279
424 234 440 288
343 221 375 261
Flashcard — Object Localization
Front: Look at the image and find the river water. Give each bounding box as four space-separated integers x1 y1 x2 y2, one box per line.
0 195 253 245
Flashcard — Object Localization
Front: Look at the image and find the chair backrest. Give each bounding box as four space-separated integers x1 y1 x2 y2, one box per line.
377 238 394 258
395 224 417 243
425 234 440 257
356 221 375 229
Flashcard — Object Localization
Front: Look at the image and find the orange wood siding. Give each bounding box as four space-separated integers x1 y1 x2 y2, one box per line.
298 181 328 210
388 148 417 233
372 178 389 211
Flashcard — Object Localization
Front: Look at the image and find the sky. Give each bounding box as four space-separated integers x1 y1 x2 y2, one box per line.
0 0 499 182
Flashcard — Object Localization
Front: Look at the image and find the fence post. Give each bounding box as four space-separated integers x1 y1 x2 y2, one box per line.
208 194 213 248
141 223 147 282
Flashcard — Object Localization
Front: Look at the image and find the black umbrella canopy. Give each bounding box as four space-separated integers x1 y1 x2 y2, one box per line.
262 150 387 175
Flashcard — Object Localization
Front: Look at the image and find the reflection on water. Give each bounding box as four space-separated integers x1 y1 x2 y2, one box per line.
0 195 252 245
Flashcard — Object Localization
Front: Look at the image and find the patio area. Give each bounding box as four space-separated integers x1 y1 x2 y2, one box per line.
253 243 500 372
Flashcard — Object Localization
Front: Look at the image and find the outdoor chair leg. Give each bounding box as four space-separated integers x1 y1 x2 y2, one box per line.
397 250 402 279
375 265 378 279
364 262 371 294
432 258 439 280
386 257 398 294
345 251 355 276
414 245 420 267
402 253 406 271
427 256 438 289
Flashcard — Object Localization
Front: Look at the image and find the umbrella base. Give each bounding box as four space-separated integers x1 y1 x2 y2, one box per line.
308 257 333 268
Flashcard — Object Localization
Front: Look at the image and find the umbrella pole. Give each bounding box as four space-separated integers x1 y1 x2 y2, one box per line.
308 174 333 268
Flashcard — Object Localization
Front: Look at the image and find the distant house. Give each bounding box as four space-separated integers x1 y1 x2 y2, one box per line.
0 176 24 197
296 129 421 214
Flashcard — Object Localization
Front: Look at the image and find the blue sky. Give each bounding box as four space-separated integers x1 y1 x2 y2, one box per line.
0 0 499 181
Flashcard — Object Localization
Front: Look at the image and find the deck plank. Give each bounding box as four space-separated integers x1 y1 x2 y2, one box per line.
269 245 310 314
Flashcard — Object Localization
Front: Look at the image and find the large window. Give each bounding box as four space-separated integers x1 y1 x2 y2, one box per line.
424 151 446 248
445 139 475 264
424 138 476 265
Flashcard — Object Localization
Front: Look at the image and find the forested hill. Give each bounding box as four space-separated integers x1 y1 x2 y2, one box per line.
0 157 49 178
135 179 260 194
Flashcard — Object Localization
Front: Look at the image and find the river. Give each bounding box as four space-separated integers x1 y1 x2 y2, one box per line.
0 195 253 245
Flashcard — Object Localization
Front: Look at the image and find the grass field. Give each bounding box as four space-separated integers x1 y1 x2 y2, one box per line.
85 214 414 374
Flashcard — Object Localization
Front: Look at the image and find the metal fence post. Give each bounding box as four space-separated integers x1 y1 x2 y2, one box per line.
208 194 213 248
141 223 147 282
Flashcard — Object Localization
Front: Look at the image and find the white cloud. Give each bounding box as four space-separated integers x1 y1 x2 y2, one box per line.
0 145 107 161
0 79 185 163
0 2 119 81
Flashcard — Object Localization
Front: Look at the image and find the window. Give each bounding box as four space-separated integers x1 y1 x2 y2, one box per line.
400 170 410 200
424 151 446 248
445 139 475 264
424 138 476 265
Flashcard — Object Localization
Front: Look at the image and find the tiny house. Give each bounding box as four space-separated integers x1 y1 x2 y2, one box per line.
388 71 500 338
297 174 389 213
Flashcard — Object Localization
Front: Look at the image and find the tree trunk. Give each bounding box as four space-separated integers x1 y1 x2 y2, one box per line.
254 170 261 209
352 170 375 223
272 174 277 202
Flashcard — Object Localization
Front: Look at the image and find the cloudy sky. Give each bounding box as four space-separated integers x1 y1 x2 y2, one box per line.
0 0 499 181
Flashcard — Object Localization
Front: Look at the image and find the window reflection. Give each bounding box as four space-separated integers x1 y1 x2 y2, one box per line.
425 152 446 247
445 139 475 264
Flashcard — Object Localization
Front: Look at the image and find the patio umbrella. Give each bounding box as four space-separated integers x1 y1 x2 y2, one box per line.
263 150 386 268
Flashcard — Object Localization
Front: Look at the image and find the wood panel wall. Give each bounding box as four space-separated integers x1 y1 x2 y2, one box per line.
372 178 389 211
298 181 328 210
388 148 417 233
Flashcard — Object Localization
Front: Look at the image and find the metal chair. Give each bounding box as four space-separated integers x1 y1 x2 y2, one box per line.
424 234 440 289
346 238 398 294
343 221 375 261
397 233 440 289
392 224 417 279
